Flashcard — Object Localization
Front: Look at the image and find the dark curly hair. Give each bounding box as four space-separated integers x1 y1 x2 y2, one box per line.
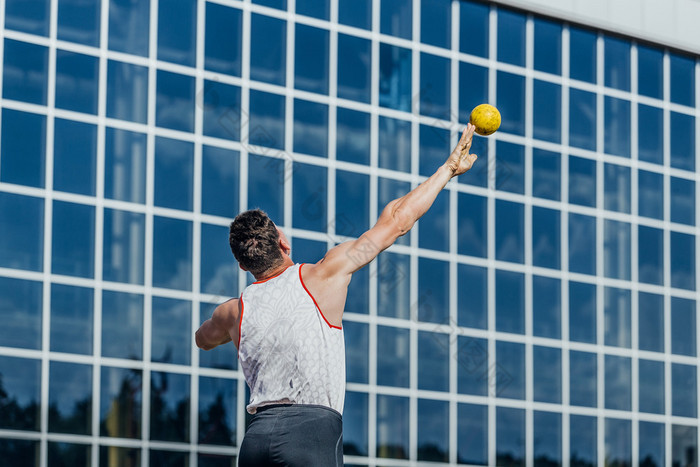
229 209 284 276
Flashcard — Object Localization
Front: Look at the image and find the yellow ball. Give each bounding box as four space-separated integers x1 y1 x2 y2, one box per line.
469 104 501 136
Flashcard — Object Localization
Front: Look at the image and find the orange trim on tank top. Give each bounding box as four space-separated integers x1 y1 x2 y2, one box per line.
252 265 292 284
299 263 342 330
237 295 244 349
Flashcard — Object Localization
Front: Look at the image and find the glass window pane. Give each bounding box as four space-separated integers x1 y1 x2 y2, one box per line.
106 60 149 124
672 363 697 418
0 356 41 430
569 281 596 343
151 450 188 466
417 399 449 462
252 0 286 9
497 71 525 136
104 127 147 203
638 169 663 220
671 297 696 357
496 200 524 263
638 292 664 353
421 0 450 47
198 302 237 370
49 361 92 434
534 18 561 74
101 291 143 360
497 407 525 466
5 0 50 36
198 376 236 445
201 146 240 218
533 207 560 269
639 359 664 414
457 336 488 396
337 34 371 104
568 156 596 207
152 297 191 365
55 50 99 114
156 70 195 132
604 37 630 91
108 0 149 56
293 99 328 157
458 264 487 329
339 0 371 30
570 350 597 407
0 108 46 188
604 220 630 280
0 192 44 272
604 96 631 157
496 270 524 334
152 216 192 291
154 137 193 211
346 266 369 315
570 415 597 467
418 332 448 392
672 425 698 467
376 395 409 459
336 108 370 165
344 321 368 384
420 52 450 119
0 277 42 350
458 62 489 123
378 116 411 172
150 372 190 442
569 88 597 151
204 3 242 76
605 418 631 467
670 112 695 171
248 154 284 223
100 366 142 438
295 24 328 94
249 90 285 150
569 27 596 83
638 104 663 165
380 0 411 39
3 39 48 105
377 252 411 319
497 9 525 66
458 403 487 464
638 45 663 99
54 119 97 196
605 355 631 411
201 224 238 297
459 1 489 57
496 341 524 399
157 0 196 66
52 201 95 278
202 80 241 141
250 14 286 86
532 148 560 201
495 141 524 194
638 226 663 285
419 191 449 252
671 177 695 225
533 80 561 143
604 163 630 213
533 276 561 339
419 125 450 177
50 284 93 355
100 446 141 466
48 442 91 466
604 287 631 348
296 0 328 19
418 258 449 324
534 411 562 466
533 346 561 403
671 231 695 290
377 326 409 387
670 53 695 106
379 43 412 112
336 170 369 237
457 193 487 258
343 391 368 456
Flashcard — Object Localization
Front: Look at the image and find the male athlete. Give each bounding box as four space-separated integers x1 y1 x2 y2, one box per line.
195 124 478 466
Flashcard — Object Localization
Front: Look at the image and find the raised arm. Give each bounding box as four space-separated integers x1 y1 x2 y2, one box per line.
195 298 241 350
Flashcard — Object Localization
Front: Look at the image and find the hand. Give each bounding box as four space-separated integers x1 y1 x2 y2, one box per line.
445 124 478 177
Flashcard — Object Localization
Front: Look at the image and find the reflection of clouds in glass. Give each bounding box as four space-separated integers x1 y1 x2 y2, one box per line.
108 0 149 57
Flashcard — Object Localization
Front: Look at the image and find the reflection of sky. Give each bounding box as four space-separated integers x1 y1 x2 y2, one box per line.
0 356 41 407
343 391 368 455
605 356 631 411
605 418 631 465
533 411 561 462
417 399 448 452
50 362 91 415
496 407 525 459
152 372 190 410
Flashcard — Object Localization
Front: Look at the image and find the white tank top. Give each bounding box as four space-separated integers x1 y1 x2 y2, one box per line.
238 263 346 414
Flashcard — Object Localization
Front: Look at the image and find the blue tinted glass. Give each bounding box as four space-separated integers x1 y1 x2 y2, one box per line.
48 361 92 434
671 231 695 290
48 442 90 464
457 336 488 396
52 201 95 278
458 404 487 464
378 178 410 246
249 90 285 150
377 252 411 319
639 359 664 414
343 391 368 456
571 415 597 465
533 80 562 143
417 399 449 462
337 34 371 104
100 366 142 436
5 0 50 36
152 216 192 291
496 270 524 334
670 112 695 171
420 53 450 119
670 53 695 106
496 200 524 263
671 177 695 225
378 116 411 172
421 0 450 47
248 154 284 222
202 80 241 141
202 146 240 218
533 346 561 403
569 281 596 343
638 226 663 285
534 411 561 466
339 0 371 29
457 193 487 258
497 71 525 136
54 119 96 196
638 104 663 165
418 332 449 392
497 9 525 66
534 18 561 74
497 407 525 465
198 376 236 446
150 371 190 442
379 43 412 112
104 127 147 203
604 37 630 91
106 60 148 123
157 0 196 66
459 1 489 57
605 419 631 467
200 223 237 297
458 62 488 123
568 157 596 207
639 292 664 353
570 350 597 407
380 0 411 39
293 99 328 157
672 425 698 467
336 170 369 237
295 25 329 94
495 141 524 193
604 287 631 348
344 322 368 383
377 326 409 387
102 291 143 360
55 50 98 114
418 258 449 324
568 213 596 275
151 451 187 465
204 4 241 76
58 0 100 46
672 297 696 357
0 192 44 271
50 284 93 355
377 395 409 459
569 27 596 83
152 297 190 365
532 148 560 200
638 45 663 99
419 191 449 252
458 264 487 329
198 302 237 370
533 276 560 338
252 0 286 9
605 96 631 157
569 88 597 151
0 356 41 430
640 422 665 467
0 277 42 350
347 266 369 315
533 207 560 269
672 363 697 417
496 341 524 399
108 0 149 56
156 70 195 132
296 0 328 19
336 108 370 164
419 125 450 177
250 14 286 86
293 162 327 232
605 355 631 410
154 137 193 211
604 163 630 213
0 109 46 188
638 169 663 220
604 220 630 280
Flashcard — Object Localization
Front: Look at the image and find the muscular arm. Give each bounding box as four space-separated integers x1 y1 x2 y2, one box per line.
195 298 240 350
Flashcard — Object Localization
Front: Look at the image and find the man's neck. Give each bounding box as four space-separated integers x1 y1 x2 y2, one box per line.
253 258 294 282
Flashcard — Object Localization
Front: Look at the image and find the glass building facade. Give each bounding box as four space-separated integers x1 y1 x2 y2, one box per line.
0 0 698 466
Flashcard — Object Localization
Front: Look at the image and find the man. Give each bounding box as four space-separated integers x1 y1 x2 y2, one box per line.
195 124 478 466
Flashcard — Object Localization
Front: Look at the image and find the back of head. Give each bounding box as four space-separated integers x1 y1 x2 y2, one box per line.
229 209 284 276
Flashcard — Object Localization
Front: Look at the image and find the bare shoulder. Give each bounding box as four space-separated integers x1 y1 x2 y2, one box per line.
212 297 241 328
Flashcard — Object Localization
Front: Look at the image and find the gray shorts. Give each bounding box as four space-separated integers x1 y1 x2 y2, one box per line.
238 404 343 467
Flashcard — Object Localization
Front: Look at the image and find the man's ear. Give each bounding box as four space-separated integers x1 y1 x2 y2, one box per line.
279 237 291 256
